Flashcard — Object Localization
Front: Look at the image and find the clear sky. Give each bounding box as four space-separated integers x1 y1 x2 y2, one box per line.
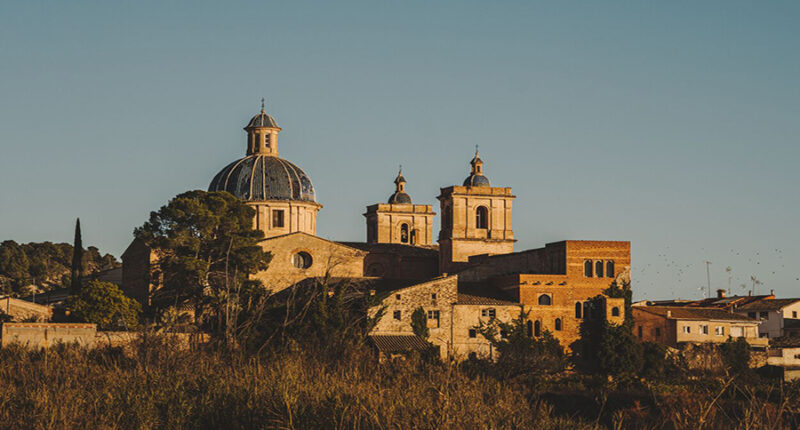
1 1 798 300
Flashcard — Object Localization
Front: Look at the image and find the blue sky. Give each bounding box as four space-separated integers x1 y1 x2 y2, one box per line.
1 1 798 300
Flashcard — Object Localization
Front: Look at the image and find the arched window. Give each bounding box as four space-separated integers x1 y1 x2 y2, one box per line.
555 318 562 331
611 307 620 317
538 294 552 306
410 229 417 245
476 206 488 229
400 223 409 243
534 320 541 337
292 251 312 269
575 302 582 319
595 261 604 278
606 261 615 278
584 260 593 277
526 320 533 337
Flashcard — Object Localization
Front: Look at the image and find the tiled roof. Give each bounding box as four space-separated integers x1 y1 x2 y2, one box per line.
369 334 430 353
337 242 439 258
457 282 519 305
636 306 758 322
737 299 800 312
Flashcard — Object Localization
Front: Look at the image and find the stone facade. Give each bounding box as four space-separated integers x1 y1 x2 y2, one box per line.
364 203 435 246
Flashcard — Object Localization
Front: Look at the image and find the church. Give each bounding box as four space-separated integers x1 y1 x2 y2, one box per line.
122 105 631 360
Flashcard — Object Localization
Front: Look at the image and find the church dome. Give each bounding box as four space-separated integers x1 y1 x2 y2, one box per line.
209 155 316 202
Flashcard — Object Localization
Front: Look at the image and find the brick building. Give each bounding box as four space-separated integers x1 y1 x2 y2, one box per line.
122 106 631 360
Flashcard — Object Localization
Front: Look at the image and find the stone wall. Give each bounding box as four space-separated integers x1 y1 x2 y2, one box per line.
1 323 97 348
0 298 52 322
451 303 522 360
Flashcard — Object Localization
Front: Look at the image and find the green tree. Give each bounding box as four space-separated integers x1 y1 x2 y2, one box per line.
65 280 141 330
134 190 272 338
574 295 643 378
70 218 84 294
0 241 30 292
477 311 566 379
411 306 429 339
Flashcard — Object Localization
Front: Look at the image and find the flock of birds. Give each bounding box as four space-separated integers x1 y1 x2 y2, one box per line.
634 246 797 300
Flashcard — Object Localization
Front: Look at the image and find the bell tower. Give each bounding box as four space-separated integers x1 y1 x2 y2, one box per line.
364 167 436 246
438 149 515 273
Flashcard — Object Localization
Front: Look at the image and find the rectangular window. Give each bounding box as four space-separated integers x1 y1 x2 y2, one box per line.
500 330 508 339
748 312 756 319
431 293 437 300
793 311 798 318
481 308 496 318
272 209 284 228
682 326 691 334
760 311 768 319
427 310 440 328
655 327 661 337
468 329 477 338
730 326 743 337
715 326 724 336
701 325 709 335
637 326 642 338
395 294 401 300
393 310 401 320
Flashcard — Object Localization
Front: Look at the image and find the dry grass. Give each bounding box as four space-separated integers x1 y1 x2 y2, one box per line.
0 337 796 430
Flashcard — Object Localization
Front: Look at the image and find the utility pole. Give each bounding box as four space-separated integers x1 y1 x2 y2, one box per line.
704 261 712 299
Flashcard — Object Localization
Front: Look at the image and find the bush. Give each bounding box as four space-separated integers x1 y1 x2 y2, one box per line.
65 280 141 330
719 336 751 375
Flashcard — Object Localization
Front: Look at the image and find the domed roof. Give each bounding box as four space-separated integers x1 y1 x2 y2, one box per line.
388 192 412 204
463 174 490 187
209 155 316 202
245 111 279 129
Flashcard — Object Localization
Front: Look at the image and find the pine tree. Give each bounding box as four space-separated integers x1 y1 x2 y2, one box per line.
70 218 84 294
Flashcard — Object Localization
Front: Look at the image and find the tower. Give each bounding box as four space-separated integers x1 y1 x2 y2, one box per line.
438 149 515 273
364 168 436 246
209 102 322 238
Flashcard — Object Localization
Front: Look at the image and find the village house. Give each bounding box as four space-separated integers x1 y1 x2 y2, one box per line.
734 298 800 339
632 305 767 349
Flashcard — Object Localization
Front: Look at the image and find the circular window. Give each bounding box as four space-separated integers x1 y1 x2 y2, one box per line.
291 251 312 269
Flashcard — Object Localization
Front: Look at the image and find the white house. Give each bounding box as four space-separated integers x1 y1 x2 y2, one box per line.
735 298 800 339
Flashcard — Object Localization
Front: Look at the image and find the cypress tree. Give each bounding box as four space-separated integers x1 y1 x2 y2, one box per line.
70 218 84 294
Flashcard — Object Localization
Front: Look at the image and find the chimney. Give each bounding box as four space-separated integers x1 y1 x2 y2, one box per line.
748 290 752 296
716 289 726 299
666 310 672 318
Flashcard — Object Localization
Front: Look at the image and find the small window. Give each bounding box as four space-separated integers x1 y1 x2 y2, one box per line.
410 229 417 245
431 293 437 301
534 320 541 337
272 209 285 228
760 311 768 319
291 251 312 269
715 326 724 336
554 318 562 331
637 326 643 338
476 206 488 229
468 329 477 338
595 261 604 278
682 326 691 334
393 310 401 320
611 307 620 317
396 294 401 300
500 330 508 339
584 260 593 277
655 327 661 337
606 261 614 278
793 311 798 318
400 223 409 243
702 325 709 335
427 310 439 320
748 312 756 319
575 302 582 319
526 320 533 337
538 294 552 306
482 308 496 318
264 133 271 147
